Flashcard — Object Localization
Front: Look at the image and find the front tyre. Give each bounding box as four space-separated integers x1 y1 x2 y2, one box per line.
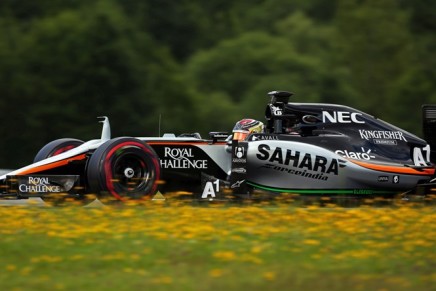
86 137 160 201
33 138 87 204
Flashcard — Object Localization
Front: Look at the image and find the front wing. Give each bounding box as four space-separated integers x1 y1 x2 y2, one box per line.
2 175 81 198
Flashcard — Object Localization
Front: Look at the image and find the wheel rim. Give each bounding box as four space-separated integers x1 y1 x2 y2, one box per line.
112 153 150 193
102 142 159 200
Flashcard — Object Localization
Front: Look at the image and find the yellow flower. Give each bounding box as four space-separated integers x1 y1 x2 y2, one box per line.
152 276 173 284
209 268 224 278
263 271 276 281
213 251 236 261
250 245 264 254
303 239 321 246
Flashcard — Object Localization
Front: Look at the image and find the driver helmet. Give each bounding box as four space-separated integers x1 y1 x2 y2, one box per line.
232 118 264 141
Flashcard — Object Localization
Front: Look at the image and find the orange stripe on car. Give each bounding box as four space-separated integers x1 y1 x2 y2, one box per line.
351 160 435 176
18 154 87 175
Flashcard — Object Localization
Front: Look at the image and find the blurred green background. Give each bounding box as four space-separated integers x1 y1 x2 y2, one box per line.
0 0 435 168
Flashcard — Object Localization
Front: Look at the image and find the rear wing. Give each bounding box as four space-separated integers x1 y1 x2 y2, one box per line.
422 104 436 164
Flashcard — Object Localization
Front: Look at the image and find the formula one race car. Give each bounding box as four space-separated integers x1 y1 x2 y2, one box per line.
0 91 435 201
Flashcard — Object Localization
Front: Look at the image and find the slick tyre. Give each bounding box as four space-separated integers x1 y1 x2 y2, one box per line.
33 138 87 205
86 137 160 201
34 138 84 163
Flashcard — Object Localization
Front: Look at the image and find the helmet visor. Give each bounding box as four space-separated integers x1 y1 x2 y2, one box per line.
233 130 249 141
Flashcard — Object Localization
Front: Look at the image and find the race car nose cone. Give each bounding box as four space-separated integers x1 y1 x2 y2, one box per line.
124 168 135 178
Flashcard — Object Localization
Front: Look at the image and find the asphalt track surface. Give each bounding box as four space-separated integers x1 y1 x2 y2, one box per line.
0 197 107 207
0 197 47 206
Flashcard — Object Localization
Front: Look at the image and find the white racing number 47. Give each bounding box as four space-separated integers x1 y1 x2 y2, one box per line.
413 145 431 166
201 179 220 199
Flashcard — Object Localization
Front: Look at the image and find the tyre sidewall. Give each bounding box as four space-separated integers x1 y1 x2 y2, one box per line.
87 137 160 200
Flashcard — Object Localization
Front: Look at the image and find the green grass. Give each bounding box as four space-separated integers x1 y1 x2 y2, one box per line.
0 200 434 290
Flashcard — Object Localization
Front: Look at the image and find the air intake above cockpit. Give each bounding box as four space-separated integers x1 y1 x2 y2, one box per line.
268 90 294 104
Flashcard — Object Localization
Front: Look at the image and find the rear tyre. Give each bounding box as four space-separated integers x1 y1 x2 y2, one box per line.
86 137 160 201
34 138 84 163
